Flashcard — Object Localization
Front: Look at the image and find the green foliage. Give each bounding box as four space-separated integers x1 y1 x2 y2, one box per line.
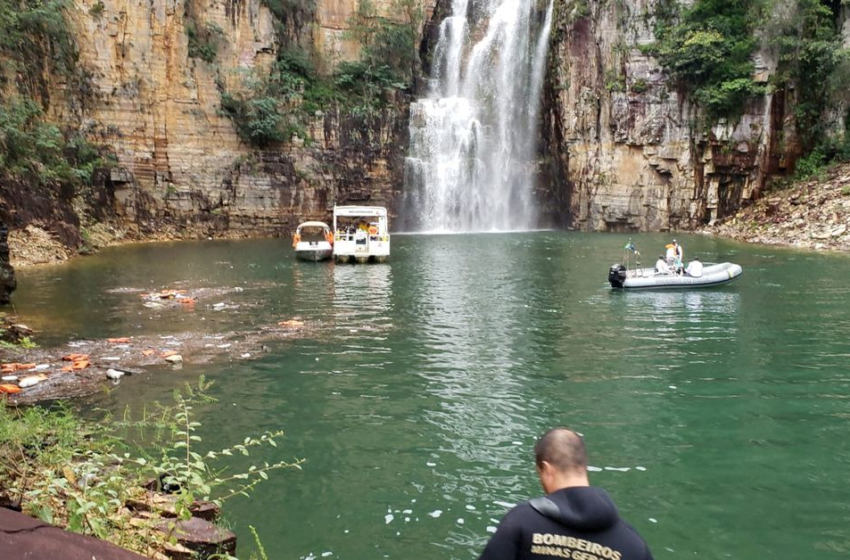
630 78 649 94
0 0 79 86
346 0 420 88
769 0 849 151
793 146 828 180
651 0 764 120
88 1 104 17
219 0 418 147
186 18 224 64
0 377 302 555
0 97 105 191
221 92 288 147
604 70 625 92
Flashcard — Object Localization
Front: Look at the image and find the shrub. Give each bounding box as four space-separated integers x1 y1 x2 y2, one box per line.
631 78 649 94
0 97 105 191
186 19 224 63
651 0 763 120
88 1 104 17
0 377 301 554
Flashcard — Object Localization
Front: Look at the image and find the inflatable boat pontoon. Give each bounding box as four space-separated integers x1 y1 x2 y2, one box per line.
608 262 743 289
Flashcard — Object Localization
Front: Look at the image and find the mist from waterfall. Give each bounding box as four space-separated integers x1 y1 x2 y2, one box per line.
403 0 554 232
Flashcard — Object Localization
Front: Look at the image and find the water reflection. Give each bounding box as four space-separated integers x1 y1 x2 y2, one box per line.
407 234 540 507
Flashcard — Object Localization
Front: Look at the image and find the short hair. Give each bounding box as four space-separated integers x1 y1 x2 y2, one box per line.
534 428 588 473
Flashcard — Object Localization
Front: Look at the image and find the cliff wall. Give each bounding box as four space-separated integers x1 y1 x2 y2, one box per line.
1 0 433 265
540 0 808 232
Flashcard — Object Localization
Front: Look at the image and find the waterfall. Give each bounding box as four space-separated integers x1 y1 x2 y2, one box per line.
403 0 554 232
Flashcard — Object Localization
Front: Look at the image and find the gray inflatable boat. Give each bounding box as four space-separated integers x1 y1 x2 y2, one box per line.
608 262 743 289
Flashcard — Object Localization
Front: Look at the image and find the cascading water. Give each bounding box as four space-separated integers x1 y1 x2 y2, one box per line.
403 0 554 232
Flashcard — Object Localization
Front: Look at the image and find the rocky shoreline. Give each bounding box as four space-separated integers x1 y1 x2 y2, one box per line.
700 164 850 252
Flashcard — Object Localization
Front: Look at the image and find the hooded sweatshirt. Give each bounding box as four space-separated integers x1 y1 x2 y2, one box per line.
478 487 654 560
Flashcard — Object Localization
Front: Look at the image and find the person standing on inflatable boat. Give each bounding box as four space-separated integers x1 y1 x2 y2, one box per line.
478 428 654 560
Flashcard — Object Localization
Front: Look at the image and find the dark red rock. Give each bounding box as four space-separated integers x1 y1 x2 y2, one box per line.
0 506 147 559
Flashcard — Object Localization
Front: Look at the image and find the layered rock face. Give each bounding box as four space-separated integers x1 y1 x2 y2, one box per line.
48 0 426 241
541 0 798 232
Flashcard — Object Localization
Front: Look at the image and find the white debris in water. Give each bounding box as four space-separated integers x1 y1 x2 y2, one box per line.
102 357 120 361
486 526 497 533
649 518 658 523
321 553 332 557
426 462 436 467
411 499 417 503
2 375 18 381
512 441 522 445
349 329 358 333
34 364 50 371
669 385 677 389
604 467 630 472
402 509 412 514
385 514 394 524
241 353 251 358
217 344 231 349
405 517 410 522
493 501 514 509
344 530 349 534
159 336 174 339
587 466 602 472
457 518 464 524
106 369 125 380
465 505 476 511
635 466 647 471
428 510 443 518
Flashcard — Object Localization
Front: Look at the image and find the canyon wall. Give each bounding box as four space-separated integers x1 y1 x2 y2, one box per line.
35 0 433 243
540 0 802 232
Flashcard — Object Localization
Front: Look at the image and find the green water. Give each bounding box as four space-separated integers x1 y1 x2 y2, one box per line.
13 232 850 559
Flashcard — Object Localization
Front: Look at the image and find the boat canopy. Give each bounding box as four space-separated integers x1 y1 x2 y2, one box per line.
296 221 331 232
333 206 387 218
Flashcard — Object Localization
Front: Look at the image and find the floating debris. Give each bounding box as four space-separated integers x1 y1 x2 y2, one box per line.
106 369 125 380
18 374 47 388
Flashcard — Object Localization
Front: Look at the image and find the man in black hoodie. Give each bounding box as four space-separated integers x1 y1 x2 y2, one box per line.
479 428 654 560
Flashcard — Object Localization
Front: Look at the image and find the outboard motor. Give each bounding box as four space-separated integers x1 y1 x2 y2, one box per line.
608 264 627 288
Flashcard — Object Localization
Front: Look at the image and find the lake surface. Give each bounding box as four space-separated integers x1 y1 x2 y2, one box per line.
13 232 850 559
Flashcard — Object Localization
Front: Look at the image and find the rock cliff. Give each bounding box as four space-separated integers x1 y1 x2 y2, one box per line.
539 0 814 232
1 0 433 264
64 0 425 239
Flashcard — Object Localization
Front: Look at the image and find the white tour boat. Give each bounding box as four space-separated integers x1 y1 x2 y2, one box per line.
332 206 390 263
293 221 333 262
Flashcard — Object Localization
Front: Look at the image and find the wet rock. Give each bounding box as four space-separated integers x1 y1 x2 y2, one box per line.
156 517 236 559
165 354 183 364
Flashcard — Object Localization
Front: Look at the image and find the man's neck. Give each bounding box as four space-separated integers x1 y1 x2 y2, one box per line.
544 473 590 494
